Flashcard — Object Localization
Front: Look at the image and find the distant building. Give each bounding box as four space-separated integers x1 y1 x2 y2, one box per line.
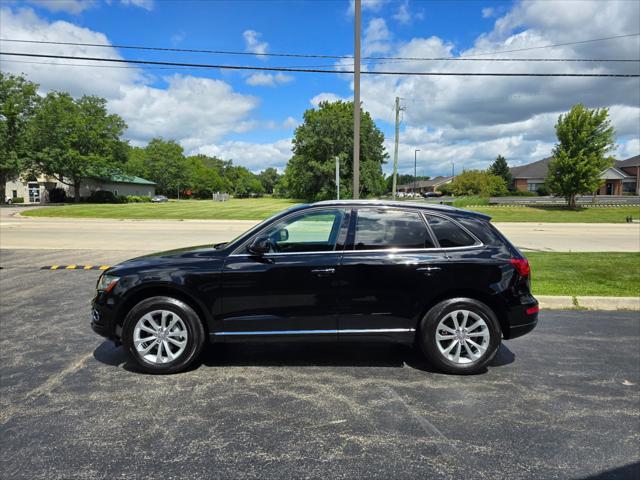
397 176 454 194
5 174 157 203
510 155 639 195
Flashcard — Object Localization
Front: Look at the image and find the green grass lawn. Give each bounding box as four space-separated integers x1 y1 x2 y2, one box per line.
469 205 640 223
22 198 640 222
528 252 640 297
23 198 302 220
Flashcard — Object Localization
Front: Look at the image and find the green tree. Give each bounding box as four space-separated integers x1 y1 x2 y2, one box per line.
546 104 616 207
385 173 430 193
28 93 127 202
281 101 387 201
226 165 264 198
184 155 227 198
0 73 39 203
488 155 513 190
443 170 508 197
140 138 187 196
258 167 280 194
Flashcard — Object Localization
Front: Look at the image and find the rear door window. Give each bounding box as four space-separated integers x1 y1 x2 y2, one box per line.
426 215 478 248
353 209 435 250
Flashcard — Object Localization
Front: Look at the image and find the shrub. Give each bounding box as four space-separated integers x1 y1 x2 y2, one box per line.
86 190 126 204
536 185 551 196
446 170 508 197
509 190 537 197
12 197 24 204
48 187 67 203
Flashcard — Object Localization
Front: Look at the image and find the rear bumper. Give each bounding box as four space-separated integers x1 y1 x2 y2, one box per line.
504 297 539 340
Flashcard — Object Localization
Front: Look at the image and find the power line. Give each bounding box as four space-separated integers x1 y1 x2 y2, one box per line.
1 35 639 63
2 52 638 77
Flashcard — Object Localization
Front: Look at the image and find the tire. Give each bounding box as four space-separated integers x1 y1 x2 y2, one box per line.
122 296 206 374
418 298 501 375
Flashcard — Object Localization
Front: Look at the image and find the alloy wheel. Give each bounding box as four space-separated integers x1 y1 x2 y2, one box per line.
133 310 188 364
435 310 490 365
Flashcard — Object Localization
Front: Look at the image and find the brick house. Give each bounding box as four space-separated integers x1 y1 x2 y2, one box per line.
510 155 639 195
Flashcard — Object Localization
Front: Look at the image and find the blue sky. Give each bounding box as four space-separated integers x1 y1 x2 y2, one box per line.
1 0 639 177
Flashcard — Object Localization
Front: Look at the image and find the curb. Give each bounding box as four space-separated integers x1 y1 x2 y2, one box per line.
537 295 640 310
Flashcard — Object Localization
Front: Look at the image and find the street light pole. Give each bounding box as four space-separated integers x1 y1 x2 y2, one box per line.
414 149 420 194
352 0 361 199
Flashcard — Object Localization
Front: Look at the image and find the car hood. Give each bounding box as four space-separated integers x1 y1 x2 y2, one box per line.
107 244 225 274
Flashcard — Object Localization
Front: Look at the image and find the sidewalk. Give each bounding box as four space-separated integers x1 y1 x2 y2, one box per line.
538 295 639 310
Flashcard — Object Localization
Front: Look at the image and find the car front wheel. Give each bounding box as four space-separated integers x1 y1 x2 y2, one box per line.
122 296 205 374
418 298 501 375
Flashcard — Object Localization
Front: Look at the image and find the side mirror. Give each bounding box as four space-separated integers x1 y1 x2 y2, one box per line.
247 236 271 255
276 228 289 242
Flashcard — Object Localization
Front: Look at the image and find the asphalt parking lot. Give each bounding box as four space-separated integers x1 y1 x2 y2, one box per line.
1 249 639 480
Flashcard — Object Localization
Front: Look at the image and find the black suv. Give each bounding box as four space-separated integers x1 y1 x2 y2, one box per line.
92 201 538 375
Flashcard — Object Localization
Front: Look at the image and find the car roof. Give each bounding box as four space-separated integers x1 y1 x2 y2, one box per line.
309 199 491 220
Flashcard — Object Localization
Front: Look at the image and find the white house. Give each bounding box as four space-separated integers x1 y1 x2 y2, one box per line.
5 174 156 203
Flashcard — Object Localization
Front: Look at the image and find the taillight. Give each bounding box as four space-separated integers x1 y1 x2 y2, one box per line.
526 305 540 315
510 258 530 277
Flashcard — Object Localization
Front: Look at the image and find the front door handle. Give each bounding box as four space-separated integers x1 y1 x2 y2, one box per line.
416 266 441 273
311 267 336 277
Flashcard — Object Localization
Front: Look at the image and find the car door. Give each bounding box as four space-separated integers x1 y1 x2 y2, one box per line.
216 208 348 340
337 207 450 340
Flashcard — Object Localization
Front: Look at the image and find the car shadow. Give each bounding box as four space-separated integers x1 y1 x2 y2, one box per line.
93 340 515 374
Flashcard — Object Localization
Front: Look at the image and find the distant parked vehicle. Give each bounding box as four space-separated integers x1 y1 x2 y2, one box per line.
4 197 12 204
151 195 169 203
423 192 443 198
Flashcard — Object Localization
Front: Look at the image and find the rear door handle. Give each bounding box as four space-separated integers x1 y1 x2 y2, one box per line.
311 267 336 277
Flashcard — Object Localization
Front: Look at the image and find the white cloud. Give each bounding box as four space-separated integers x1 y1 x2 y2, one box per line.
170 31 186 46
196 139 293 173
243 29 268 57
330 0 640 174
1 7 260 158
309 92 348 107
347 0 388 15
481 7 494 19
245 72 294 87
25 0 96 14
363 17 392 55
283 116 298 129
616 138 640 159
392 0 423 24
119 0 154 10
110 75 259 149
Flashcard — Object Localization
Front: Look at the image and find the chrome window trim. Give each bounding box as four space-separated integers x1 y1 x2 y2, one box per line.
230 206 347 257
229 205 484 257
212 328 415 336
420 211 484 249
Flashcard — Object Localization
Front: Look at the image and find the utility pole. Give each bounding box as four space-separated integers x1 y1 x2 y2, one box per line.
336 156 340 200
451 161 455 178
352 0 361 199
414 149 420 194
392 96 404 199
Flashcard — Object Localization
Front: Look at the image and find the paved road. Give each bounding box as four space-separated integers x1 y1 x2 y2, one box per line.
1 207 638 252
0 252 638 479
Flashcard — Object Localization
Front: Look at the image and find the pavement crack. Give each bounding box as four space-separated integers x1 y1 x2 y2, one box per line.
25 351 93 400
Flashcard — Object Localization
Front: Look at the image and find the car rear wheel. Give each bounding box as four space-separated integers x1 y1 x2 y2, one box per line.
122 296 205 374
418 298 501 375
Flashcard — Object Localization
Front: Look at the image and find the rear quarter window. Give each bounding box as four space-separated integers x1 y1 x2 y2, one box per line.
426 215 477 248
455 217 504 246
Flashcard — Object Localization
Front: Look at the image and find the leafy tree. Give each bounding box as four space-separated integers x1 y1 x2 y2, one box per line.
281 101 387 201
488 155 513 190
184 155 228 198
258 167 280 194
226 165 264 198
546 104 615 207
443 170 508 197
0 73 39 203
28 93 127 202
139 138 187 196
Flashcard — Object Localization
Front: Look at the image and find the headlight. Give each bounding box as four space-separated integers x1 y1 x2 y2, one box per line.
97 274 120 292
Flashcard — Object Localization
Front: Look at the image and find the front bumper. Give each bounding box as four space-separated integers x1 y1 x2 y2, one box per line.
91 294 120 342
